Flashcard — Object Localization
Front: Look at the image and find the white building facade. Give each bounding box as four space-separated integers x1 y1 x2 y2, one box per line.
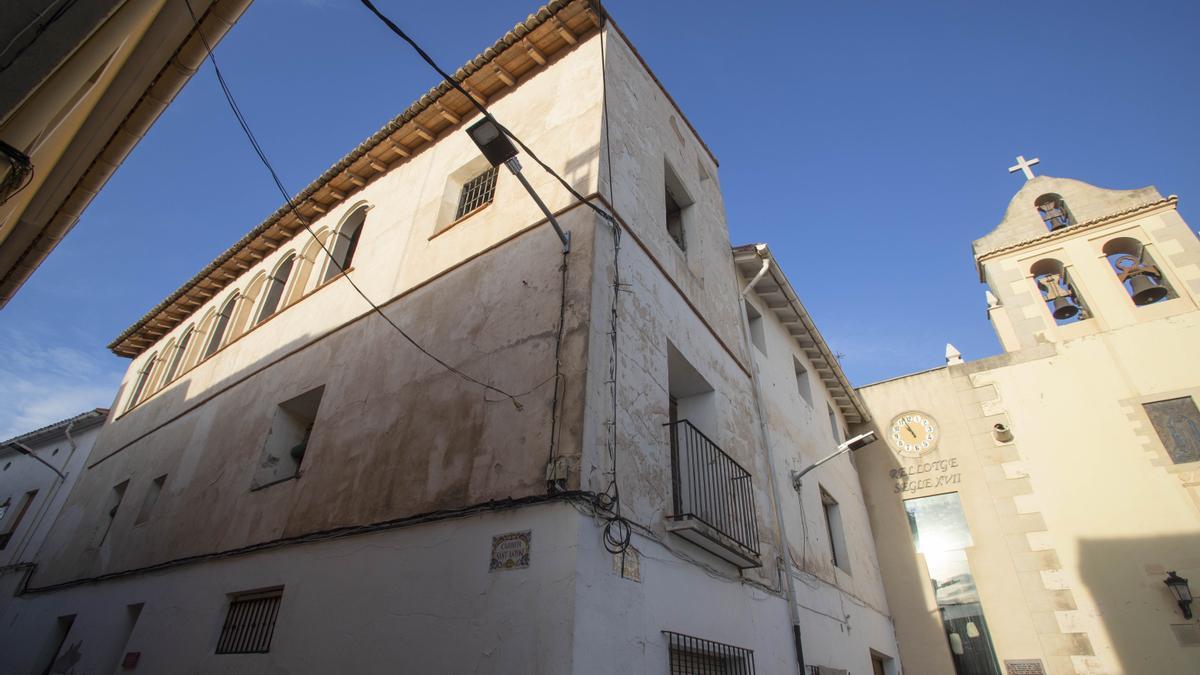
0 3 900 673
0 409 107 605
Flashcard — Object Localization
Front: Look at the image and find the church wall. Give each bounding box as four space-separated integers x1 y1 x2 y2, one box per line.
29 32 609 588
857 306 1200 674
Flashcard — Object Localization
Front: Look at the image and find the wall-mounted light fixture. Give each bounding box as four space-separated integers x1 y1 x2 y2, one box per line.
466 117 570 253
1164 571 1193 620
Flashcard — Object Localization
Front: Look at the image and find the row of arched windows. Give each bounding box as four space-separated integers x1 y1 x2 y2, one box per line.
1031 235 1175 326
124 205 369 412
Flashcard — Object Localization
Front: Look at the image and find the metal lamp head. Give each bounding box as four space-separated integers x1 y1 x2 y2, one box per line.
467 117 518 167
1164 571 1193 619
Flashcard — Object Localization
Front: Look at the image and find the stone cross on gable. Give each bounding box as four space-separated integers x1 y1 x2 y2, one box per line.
1009 155 1041 180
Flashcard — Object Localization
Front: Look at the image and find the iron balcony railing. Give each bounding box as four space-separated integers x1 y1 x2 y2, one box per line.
666 419 760 555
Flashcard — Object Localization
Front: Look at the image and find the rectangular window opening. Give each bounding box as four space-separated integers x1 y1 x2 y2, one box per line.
664 161 693 252
100 481 128 546
455 166 498 221
794 358 813 407
745 301 766 354
135 475 167 525
820 486 849 572
0 489 37 550
664 631 756 675
35 614 76 675
1144 397 1200 465
828 404 842 444
252 386 324 490
216 588 283 654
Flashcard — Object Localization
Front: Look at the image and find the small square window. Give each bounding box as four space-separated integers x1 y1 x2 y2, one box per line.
216 589 283 654
664 631 755 674
252 386 324 490
455 166 498 220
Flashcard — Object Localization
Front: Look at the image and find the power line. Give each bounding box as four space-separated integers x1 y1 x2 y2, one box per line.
357 0 614 227
355 0 632 553
181 0 523 406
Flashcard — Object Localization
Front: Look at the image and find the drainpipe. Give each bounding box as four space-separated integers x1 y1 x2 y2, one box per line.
737 247 806 675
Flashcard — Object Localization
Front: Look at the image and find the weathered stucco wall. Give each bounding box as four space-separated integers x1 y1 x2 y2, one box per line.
1 502 581 675
32 32 608 588
0 419 104 572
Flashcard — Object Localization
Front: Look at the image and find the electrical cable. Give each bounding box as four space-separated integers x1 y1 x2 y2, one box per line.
356 0 615 228
0 0 79 73
181 0 525 406
596 3 631 556
356 0 631 553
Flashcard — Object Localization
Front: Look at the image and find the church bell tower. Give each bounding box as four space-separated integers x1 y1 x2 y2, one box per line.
973 156 1200 352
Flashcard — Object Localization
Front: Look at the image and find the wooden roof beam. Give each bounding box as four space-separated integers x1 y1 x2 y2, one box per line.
523 39 546 65
493 63 516 86
461 82 487 106
412 123 435 143
346 172 367 188
435 103 461 125
368 159 387 173
387 139 410 159
551 16 577 44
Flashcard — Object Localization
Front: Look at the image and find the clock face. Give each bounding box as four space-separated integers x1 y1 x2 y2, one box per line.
890 412 938 457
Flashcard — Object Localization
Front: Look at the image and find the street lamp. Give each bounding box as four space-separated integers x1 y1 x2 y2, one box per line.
466 117 571 253
7 442 67 481
791 431 877 491
1164 571 1193 620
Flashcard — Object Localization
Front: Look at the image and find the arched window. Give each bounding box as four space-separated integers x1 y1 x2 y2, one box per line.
148 340 174 393
1031 258 1088 325
162 326 194 383
289 228 330 302
230 272 266 338
203 295 239 359
1035 194 1074 232
127 352 157 409
1102 237 1174 306
257 254 297 324
321 206 367 283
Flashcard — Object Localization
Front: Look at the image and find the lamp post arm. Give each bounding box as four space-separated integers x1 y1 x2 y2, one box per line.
791 431 877 489
504 158 571 253
8 442 67 481
793 446 851 485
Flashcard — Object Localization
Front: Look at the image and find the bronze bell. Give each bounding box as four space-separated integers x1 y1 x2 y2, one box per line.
1130 273 1168 305
1050 297 1079 320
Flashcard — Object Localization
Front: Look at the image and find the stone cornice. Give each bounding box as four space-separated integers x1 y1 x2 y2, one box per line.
974 196 1179 266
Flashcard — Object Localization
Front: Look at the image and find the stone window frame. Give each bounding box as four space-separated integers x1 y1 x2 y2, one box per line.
1123 387 1200 473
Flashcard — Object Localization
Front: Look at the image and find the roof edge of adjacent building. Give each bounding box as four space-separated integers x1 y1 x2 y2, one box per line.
1 408 109 450
732 243 870 424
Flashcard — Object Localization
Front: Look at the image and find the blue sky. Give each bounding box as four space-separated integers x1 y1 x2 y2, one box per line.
2 0 1198 437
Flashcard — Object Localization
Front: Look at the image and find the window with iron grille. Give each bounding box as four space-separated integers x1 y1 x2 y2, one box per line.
664 631 755 675
455 166 498 220
216 589 283 654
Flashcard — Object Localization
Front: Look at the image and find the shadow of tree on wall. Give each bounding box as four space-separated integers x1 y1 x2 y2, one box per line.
1076 533 1200 675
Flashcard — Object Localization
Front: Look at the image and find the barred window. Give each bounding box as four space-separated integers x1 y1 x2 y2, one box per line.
216 589 283 654
455 166 498 220
664 631 755 674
